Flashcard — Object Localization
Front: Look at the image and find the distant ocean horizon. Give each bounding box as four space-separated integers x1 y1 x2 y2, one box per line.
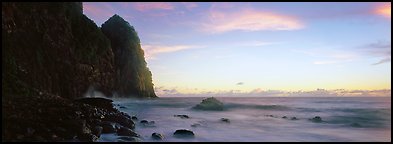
99 96 391 142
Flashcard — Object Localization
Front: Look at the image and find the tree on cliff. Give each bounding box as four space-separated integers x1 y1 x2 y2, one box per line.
101 15 157 98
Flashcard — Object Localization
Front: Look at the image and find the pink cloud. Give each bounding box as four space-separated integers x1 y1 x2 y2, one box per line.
376 3 391 18
181 2 198 10
83 2 116 25
201 8 304 33
132 2 174 12
142 44 204 60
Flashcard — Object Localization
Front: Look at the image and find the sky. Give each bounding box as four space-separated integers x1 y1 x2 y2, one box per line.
83 2 391 97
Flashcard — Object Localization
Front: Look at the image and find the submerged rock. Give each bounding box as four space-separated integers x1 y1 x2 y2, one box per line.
152 133 164 140
193 97 224 111
290 117 298 120
309 116 322 123
173 129 195 138
191 123 201 127
174 115 190 119
131 115 138 120
282 116 287 119
220 118 230 123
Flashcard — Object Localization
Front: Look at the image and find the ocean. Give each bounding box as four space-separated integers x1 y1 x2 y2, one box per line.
98 97 391 142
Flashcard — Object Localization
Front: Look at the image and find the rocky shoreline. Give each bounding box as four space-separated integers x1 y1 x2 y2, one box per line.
2 94 140 142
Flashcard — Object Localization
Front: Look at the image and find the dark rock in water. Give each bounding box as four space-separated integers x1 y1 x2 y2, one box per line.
174 115 190 119
193 97 224 111
152 132 164 140
119 106 126 109
92 126 103 137
74 97 114 110
140 120 155 127
104 113 135 130
290 117 298 120
309 116 322 122
220 118 230 123
131 115 138 120
350 123 362 127
282 116 287 119
117 136 142 142
101 122 116 133
117 127 139 137
173 129 195 138
140 120 149 124
191 123 201 127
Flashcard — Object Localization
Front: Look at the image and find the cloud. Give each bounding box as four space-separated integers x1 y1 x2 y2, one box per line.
156 88 391 97
201 8 304 33
132 2 175 11
361 41 391 65
142 44 204 60
181 2 198 10
376 3 391 18
83 3 116 24
313 60 339 65
236 82 244 85
372 58 391 65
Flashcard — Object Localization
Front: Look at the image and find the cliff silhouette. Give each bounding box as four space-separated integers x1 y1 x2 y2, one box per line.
2 2 156 99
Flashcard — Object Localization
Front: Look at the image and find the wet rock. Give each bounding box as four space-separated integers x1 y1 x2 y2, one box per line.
173 129 195 138
101 122 116 133
117 127 139 137
290 117 298 120
140 120 148 124
174 115 189 119
74 97 114 110
282 116 287 119
220 118 230 123
119 106 126 109
152 132 164 140
131 115 138 120
193 97 224 111
117 136 142 142
92 126 103 137
310 116 322 122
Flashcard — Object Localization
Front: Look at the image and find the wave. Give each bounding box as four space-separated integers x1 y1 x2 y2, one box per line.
223 103 291 111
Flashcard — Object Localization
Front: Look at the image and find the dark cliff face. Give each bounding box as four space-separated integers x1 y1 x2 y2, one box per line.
2 2 115 99
101 15 157 98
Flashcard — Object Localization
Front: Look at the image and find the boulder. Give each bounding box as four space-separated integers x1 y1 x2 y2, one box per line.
173 129 195 138
309 116 322 122
117 127 139 137
151 132 164 140
220 118 230 123
174 115 190 119
101 121 116 133
193 97 224 111
74 97 114 110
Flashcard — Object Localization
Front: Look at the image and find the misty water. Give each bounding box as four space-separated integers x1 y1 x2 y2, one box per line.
98 97 391 142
